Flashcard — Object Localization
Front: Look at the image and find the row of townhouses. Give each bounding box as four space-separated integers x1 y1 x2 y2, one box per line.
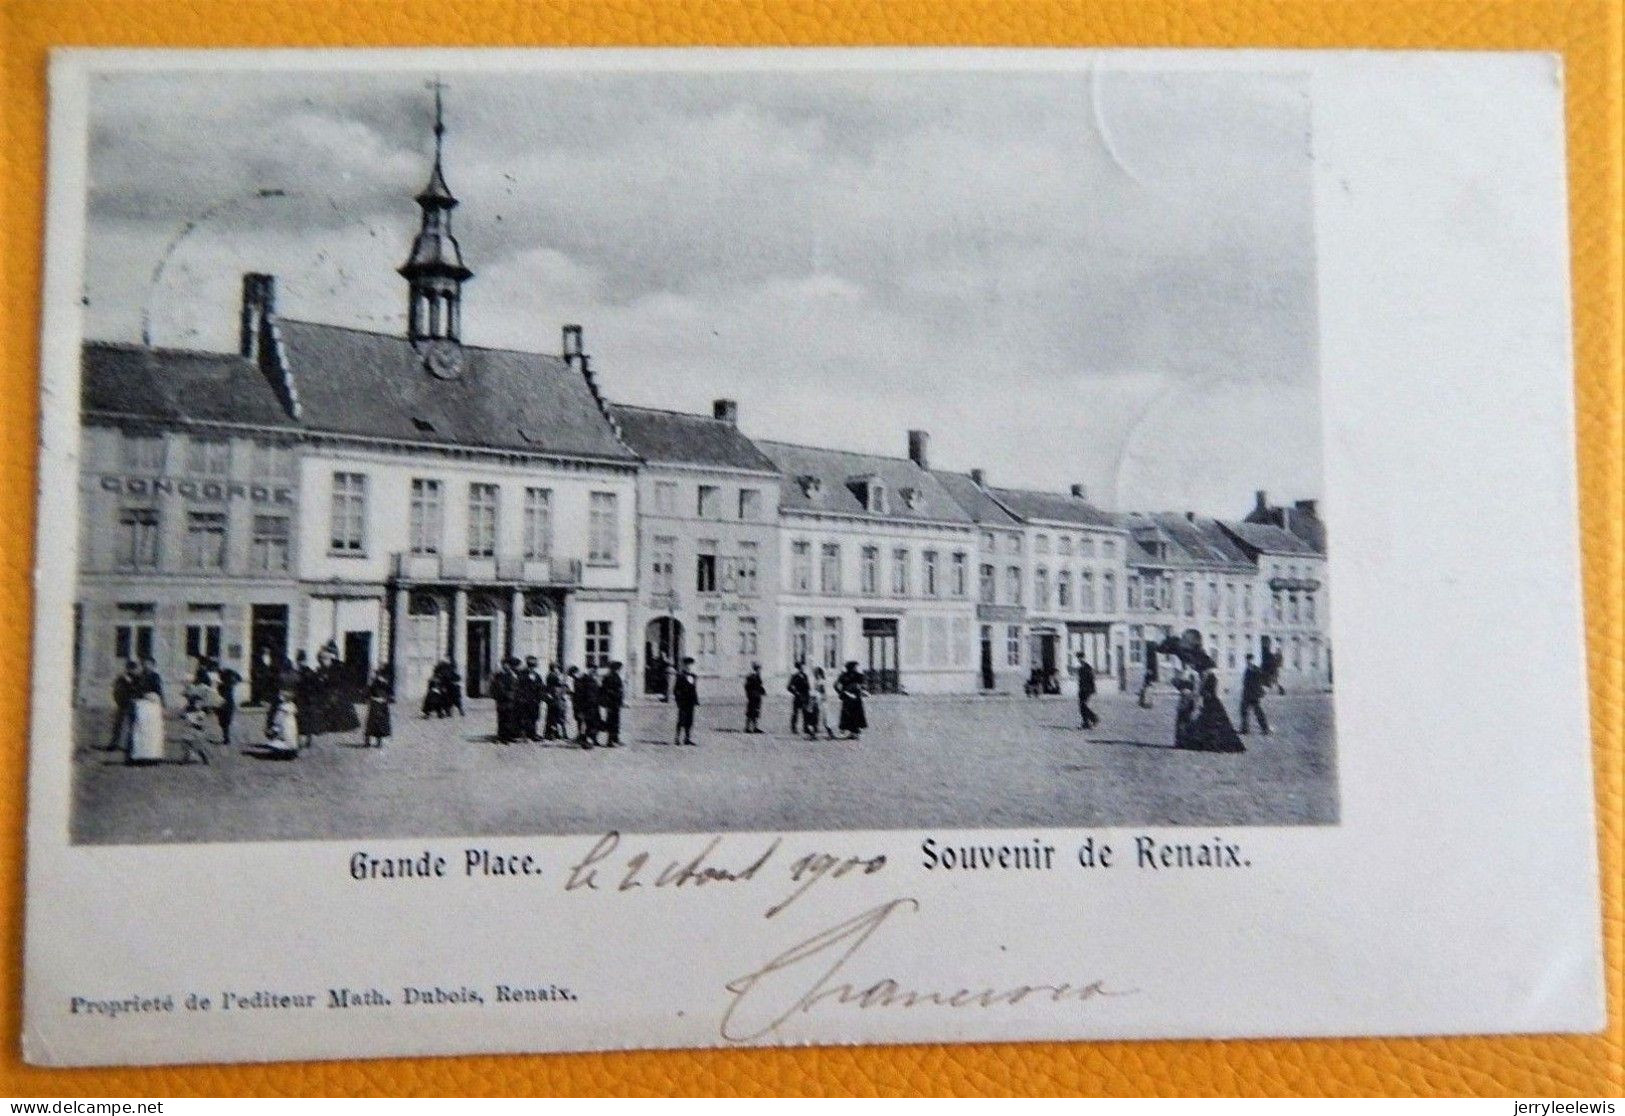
72 111 1330 708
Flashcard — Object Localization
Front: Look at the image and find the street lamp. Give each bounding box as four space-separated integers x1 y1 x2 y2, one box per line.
140 187 289 349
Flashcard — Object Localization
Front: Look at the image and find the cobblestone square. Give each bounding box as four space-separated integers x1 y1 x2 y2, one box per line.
70 687 1336 844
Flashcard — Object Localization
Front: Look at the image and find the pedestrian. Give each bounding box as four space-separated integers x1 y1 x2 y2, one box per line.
180 673 214 765
743 663 765 733
673 657 699 746
315 641 361 744
544 663 568 740
363 665 393 747
422 660 447 718
1076 653 1099 730
573 666 600 747
787 661 810 734
600 661 625 747
292 650 319 748
1137 659 1155 709
107 659 141 752
263 686 299 760
215 659 242 747
126 657 166 766
1180 668 1245 753
491 656 521 744
835 661 867 741
518 656 545 741
1238 654 1271 735
805 667 836 740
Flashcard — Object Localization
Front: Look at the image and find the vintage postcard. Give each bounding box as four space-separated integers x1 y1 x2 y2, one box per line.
23 48 1602 1065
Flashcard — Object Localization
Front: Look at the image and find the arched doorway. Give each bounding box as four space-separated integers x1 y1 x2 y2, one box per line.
644 617 683 696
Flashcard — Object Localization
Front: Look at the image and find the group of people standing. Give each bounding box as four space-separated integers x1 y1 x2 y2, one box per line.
103 641 371 764
784 661 868 742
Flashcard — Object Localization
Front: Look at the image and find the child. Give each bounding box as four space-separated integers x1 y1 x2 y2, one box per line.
363 667 393 748
264 688 299 760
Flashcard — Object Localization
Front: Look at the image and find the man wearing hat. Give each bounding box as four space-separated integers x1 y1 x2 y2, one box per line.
743 663 765 734
518 655 545 741
672 657 700 746
491 656 522 744
599 661 625 747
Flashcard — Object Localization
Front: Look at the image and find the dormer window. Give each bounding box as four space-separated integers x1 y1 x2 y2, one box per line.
899 486 921 510
798 475 823 501
846 474 887 513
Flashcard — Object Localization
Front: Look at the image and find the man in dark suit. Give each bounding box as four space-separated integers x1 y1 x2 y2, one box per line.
517 656 545 741
573 666 601 748
743 663 765 733
673 657 699 746
599 661 625 747
107 660 141 750
786 662 810 734
491 657 521 744
1076 653 1098 729
1239 654 1270 735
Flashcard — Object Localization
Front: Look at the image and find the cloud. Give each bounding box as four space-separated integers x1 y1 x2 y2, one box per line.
82 62 1323 516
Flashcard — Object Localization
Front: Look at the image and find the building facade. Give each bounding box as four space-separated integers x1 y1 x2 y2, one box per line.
758 433 979 694
611 400 783 695
75 344 306 707
980 483 1132 693
1218 518 1332 687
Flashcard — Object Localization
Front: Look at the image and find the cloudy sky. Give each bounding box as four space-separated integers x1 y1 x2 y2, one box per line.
83 60 1322 516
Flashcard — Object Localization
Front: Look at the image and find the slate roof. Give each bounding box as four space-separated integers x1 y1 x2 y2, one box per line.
1219 519 1322 557
276 320 635 462
931 471 1021 528
757 441 973 525
608 404 778 474
1147 512 1255 569
82 342 300 429
985 486 1120 530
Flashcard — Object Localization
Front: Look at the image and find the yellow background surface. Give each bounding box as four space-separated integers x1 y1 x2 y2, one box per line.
1 0 1619 1097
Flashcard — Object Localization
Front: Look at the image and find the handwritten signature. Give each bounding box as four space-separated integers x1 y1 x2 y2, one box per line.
720 897 1136 1042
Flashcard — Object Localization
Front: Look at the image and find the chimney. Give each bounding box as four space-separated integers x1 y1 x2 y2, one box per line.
907 430 930 470
1070 483 1088 501
713 399 739 425
240 273 277 361
970 468 986 488
1254 489 1269 513
561 324 584 371
1294 498 1318 517
1185 511 1196 522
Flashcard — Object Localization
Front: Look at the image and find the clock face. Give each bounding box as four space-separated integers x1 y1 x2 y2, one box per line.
421 338 464 380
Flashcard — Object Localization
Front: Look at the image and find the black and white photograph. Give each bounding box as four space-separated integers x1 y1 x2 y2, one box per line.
24 47 1603 1069
68 60 1336 844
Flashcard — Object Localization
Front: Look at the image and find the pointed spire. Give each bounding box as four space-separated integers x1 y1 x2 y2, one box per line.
401 78 471 344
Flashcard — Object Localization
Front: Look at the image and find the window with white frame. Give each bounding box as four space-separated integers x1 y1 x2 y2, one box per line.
737 540 760 596
1058 569 1072 610
118 507 160 569
790 540 812 592
651 535 675 594
820 543 842 594
653 481 678 515
892 548 910 596
584 620 613 669
523 487 552 559
697 485 722 519
923 550 940 597
861 546 880 595
738 488 762 521
409 478 442 555
1005 565 1022 606
185 512 226 570
467 483 499 559
588 492 618 564
696 540 719 594
251 514 290 572
951 551 968 597
329 472 367 553
185 436 230 477
1006 624 1021 667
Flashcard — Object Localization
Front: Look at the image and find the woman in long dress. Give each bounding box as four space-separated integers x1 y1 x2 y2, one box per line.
835 661 868 740
1179 670 1246 753
263 689 299 759
128 692 166 764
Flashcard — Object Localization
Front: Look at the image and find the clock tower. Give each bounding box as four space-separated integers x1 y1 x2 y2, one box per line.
400 80 473 373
